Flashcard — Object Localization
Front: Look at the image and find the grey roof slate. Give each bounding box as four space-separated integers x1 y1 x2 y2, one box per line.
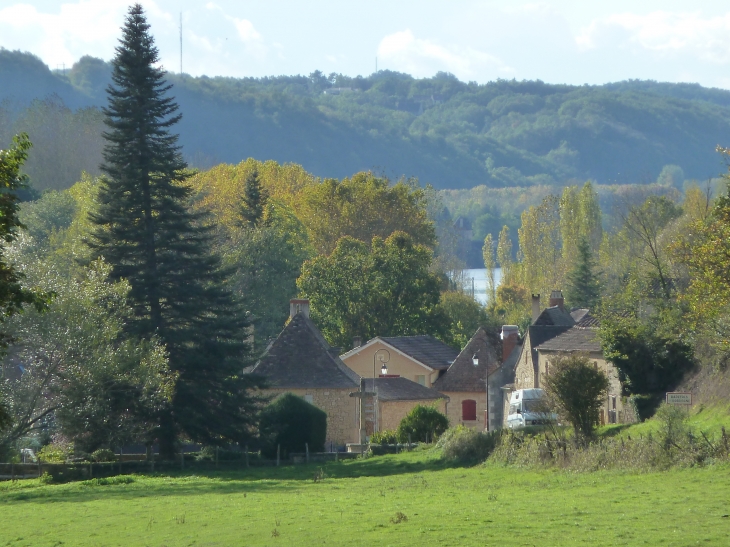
379 335 459 371
250 313 360 389
433 327 503 392
535 327 602 353
363 377 447 402
534 306 576 326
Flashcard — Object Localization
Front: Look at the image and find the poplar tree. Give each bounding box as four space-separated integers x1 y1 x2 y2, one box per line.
496 225 512 280
88 4 261 457
482 233 496 303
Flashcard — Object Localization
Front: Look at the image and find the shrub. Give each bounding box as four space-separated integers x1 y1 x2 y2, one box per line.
259 393 327 459
437 426 501 463
90 448 116 462
629 394 663 421
38 442 73 463
370 429 398 444
396 405 449 443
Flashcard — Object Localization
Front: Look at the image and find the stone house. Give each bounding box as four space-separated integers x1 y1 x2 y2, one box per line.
534 310 626 425
505 290 629 426
361 377 448 433
433 326 520 431
249 301 360 448
340 335 458 388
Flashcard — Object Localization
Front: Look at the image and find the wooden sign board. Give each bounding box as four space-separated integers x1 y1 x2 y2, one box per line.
666 392 692 406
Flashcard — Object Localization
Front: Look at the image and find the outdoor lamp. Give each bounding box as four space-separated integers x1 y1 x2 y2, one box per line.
381 363 388 375
472 353 479 366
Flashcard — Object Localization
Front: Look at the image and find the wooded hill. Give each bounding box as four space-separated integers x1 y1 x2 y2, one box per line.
2 48 730 192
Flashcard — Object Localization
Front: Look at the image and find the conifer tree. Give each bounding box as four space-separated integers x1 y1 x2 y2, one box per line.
565 237 601 310
239 168 268 227
88 5 262 457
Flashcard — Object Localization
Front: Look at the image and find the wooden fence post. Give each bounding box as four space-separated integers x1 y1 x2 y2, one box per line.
276 444 280 467
215 446 219 469
11 463 14 481
408 433 412 451
119 447 123 475
305 443 309 464
245 445 249 468
180 450 185 471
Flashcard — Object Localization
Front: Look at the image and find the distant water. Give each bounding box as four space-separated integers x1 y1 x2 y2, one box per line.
461 268 502 305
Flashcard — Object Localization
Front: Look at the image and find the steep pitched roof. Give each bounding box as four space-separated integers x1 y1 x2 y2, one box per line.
433 327 503 392
534 306 576 326
535 327 602 353
377 335 459 371
363 377 447 402
250 313 359 389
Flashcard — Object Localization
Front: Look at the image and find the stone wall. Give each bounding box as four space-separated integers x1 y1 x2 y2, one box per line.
442 391 486 430
262 388 359 447
513 332 536 390
378 399 448 433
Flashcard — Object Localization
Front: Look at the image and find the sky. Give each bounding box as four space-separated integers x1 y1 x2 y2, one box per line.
2 0 730 88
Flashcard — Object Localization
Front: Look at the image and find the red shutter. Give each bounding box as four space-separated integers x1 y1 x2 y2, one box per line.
462 399 477 421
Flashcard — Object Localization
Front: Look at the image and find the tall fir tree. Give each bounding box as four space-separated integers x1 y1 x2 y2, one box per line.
239 169 268 228
565 237 601 310
88 4 262 457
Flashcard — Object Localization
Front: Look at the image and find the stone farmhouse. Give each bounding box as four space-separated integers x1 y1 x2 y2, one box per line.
433 326 520 431
503 290 629 426
250 301 453 448
339 335 458 388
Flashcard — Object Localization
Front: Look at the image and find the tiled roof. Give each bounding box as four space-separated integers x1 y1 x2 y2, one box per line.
534 306 576 326
433 327 503 392
250 313 359 389
570 308 600 328
379 335 459 371
535 327 602 353
363 377 447 402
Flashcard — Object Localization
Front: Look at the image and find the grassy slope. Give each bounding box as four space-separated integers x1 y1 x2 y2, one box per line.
1 448 729 546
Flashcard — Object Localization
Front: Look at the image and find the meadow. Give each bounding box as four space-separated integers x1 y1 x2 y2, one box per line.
1 444 729 547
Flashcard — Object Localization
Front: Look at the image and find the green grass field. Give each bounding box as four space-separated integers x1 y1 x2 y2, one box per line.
2 446 730 547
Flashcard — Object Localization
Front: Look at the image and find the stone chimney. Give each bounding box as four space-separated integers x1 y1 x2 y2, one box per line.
501 325 519 361
289 298 310 319
549 290 564 311
352 336 362 349
531 293 541 323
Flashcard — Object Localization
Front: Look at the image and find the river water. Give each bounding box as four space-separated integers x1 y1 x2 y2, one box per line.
461 268 502 305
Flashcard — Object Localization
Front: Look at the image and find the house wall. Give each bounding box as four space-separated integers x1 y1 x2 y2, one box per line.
513 332 537 390
377 399 448 433
537 351 627 424
442 391 486 430
341 340 438 386
262 388 360 447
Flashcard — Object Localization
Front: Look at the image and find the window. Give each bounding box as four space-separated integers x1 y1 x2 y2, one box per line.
416 375 426 386
304 394 313 404
462 399 477 421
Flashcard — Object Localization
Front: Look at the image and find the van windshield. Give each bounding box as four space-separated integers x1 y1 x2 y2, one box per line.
522 399 545 413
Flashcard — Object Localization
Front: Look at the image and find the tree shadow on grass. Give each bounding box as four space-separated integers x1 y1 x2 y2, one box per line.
0 450 469 505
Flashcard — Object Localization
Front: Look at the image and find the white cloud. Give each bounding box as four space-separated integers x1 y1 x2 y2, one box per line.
377 29 513 81
576 11 730 64
0 1 173 67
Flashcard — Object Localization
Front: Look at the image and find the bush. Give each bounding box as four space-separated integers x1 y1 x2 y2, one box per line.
38 442 73 463
396 405 449 443
629 394 663 421
90 448 116 462
370 429 398 444
437 426 501 463
259 393 327 459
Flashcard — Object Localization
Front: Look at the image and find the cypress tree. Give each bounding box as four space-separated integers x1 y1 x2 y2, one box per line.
239 168 268 227
565 237 601 310
88 4 262 457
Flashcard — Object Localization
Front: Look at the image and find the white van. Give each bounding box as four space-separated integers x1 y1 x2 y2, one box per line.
507 388 556 429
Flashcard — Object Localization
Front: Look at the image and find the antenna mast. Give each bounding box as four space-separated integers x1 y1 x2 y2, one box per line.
179 12 183 75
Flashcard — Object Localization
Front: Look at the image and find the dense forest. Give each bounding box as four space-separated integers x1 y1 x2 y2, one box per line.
3 48 730 194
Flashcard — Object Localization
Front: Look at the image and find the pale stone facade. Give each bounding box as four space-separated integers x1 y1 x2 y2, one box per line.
378 399 448 432
262 388 360 447
536 351 625 425
442 391 486 430
341 340 440 387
